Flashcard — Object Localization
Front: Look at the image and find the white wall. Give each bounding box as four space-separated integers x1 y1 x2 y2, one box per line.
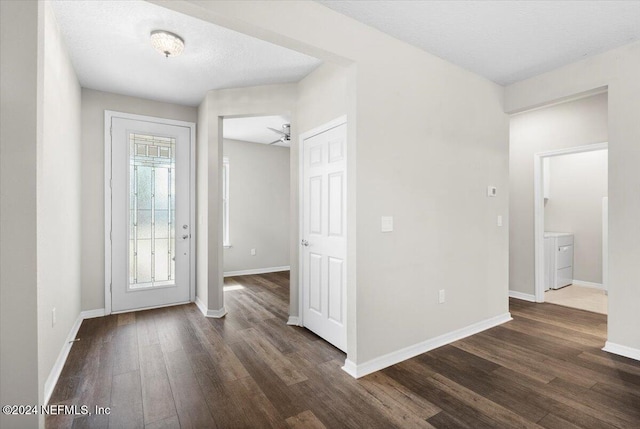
0 1 40 427
196 96 210 307
1 2 83 427
510 93 608 294
545 150 608 284
165 1 509 368
80 89 197 311
506 41 640 356
38 0 83 408
297 62 349 133
223 139 290 273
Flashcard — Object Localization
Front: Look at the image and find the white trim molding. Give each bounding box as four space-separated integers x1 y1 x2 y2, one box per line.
286 316 301 326
44 313 84 405
222 157 230 247
224 266 290 278
195 296 227 318
572 280 605 290
508 290 537 302
341 312 512 378
342 359 358 378
195 295 207 315
81 308 106 319
603 341 640 361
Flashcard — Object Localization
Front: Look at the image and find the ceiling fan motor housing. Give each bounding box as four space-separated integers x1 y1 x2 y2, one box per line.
267 123 291 144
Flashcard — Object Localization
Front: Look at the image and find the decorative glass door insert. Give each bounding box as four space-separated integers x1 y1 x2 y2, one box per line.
129 133 176 289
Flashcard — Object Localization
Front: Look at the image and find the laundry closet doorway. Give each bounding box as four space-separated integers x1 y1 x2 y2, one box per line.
533 142 608 308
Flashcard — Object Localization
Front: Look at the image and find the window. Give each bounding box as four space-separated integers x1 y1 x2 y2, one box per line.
222 157 230 247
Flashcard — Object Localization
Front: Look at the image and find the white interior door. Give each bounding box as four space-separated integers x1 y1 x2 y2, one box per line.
110 116 192 312
301 121 347 351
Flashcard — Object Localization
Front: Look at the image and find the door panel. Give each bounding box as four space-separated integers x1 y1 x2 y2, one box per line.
327 257 343 323
309 253 323 314
111 117 191 312
302 121 347 351
309 176 323 235
328 172 344 237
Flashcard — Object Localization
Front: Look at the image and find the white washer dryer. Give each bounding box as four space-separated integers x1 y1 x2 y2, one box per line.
544 232 574 290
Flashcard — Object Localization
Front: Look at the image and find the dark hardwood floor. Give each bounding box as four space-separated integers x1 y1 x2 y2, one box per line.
47 273 640 428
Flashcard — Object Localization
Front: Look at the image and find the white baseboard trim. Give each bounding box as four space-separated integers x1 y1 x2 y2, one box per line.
224 266 290 278
195 296 227 318
206 307 227 318
81 308 105 319
44 313 83 405
341 312 512 379
508 290 537 302
603 341 640 361
572 280 605 290
342 359 358 378
195 295 207 315
287 316 301 326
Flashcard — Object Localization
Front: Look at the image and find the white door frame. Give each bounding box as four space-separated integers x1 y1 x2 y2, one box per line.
602 196 608 295
104 110 196 315
297 115 348 328
533 142 608 302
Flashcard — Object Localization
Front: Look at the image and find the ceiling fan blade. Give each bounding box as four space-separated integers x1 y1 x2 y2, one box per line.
267 127 287 136
268 138 282 145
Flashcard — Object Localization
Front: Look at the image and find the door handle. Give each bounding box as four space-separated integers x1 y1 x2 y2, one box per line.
182 234 190 240
301 239 310 247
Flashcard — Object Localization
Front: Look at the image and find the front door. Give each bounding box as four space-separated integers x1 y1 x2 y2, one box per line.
301 120 347 351
110 115 192 312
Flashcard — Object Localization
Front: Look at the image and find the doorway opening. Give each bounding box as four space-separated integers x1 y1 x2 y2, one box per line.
534 143 608 315
221 114 292 279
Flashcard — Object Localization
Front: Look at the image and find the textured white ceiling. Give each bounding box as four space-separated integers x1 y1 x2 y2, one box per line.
224 115 291 147
317 1 640 85
50 0 322 106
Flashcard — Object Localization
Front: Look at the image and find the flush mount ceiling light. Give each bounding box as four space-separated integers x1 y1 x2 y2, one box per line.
150 30 184 58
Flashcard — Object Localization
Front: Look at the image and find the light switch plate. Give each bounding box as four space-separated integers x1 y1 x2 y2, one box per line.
497 215 503 227
381 216 393 232
487 186 497 197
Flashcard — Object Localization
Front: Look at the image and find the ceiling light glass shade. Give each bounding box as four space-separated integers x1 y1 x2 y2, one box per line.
150 30 184 58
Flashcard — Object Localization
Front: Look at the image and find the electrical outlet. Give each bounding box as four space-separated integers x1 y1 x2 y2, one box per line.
52 308 56 327
438 290 445 304
250 248 256 256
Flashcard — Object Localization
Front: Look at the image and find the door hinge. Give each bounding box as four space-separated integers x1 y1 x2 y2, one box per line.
109 230 112 241
110 126 112 137
110 283 112 293
109 178 112 189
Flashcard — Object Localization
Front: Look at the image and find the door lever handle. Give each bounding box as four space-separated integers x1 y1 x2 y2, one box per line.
301 239 310 247
182 234 190 240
